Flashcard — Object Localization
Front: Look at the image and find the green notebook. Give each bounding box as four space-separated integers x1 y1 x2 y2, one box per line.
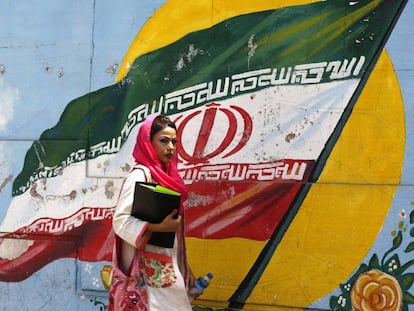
132 182 181 248
139 183 181 196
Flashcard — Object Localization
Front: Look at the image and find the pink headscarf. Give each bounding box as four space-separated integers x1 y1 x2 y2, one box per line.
132 114 188 214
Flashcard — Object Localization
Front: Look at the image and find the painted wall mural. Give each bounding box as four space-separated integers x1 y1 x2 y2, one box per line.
0 0 413 310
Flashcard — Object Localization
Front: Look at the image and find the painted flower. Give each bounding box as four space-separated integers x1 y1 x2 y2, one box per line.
350 269 402 311
331 208 414 310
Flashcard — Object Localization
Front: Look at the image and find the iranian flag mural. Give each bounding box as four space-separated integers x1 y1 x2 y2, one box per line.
0 0 408 308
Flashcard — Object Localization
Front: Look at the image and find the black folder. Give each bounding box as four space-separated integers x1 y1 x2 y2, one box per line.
132 182 181 248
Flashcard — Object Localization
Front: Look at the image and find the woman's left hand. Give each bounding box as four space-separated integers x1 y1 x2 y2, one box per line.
147 209 181 233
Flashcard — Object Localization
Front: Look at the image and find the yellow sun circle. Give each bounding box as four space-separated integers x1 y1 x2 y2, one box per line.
119 1 405 308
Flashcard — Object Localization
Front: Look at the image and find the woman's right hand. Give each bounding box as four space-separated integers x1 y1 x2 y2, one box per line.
147 209 181 233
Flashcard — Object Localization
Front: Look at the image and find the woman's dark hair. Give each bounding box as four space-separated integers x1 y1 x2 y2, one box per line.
150 115 177 141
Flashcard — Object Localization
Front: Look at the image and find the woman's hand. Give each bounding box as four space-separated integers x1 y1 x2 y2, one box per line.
147 209 181 233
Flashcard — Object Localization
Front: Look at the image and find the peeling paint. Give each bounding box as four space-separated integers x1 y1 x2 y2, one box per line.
104 180 117 199
44 63 52 73
121 162 131 172
106 63 118 75
57 67 64 77
247 34 257 69
0 174 12 192
285 132 296 143
175 44 204 71
0 238 34 260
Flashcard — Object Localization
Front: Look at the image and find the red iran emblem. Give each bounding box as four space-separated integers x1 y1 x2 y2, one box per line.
175 103 252 164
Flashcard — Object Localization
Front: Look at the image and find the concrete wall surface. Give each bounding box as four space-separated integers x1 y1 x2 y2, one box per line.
0 1 413 310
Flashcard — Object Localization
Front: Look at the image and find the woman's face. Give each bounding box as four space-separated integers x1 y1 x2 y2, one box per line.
151 126 177 165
